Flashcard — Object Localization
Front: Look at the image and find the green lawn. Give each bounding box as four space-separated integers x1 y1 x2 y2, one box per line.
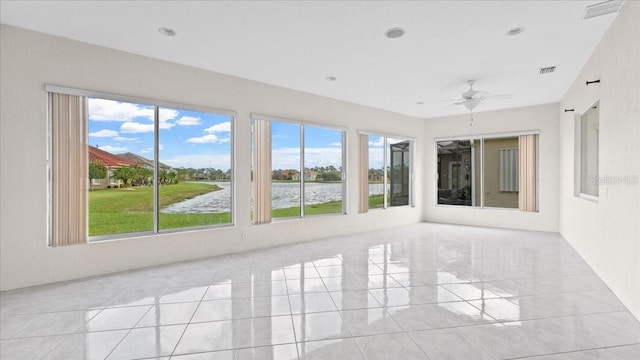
369 194 384 209
90 184 386 236
272 200 344 218
89 183 229 236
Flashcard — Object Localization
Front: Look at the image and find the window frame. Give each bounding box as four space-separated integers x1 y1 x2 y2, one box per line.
434 130 539 211
575 99 600 201
46 85 237 243
251 113 348 221
358 130 416 210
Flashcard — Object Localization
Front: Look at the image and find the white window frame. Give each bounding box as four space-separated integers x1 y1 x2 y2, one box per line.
46 85 237 242
358 130 416 209
251 113 348 220
434 130 540 211
575 99 600 201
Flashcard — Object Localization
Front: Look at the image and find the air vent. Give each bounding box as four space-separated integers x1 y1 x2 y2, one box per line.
583 0 623 20
539 66 557 75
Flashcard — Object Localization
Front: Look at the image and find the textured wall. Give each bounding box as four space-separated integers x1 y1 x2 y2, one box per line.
558 2 640 320
0 25 424 291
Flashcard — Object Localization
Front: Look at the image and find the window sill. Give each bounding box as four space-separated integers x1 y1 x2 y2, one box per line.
434 204 523 212
267 212 347 224
576 193 599 203
87 223 235 243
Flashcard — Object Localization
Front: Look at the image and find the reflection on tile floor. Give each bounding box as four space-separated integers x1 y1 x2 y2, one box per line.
1 223 639 359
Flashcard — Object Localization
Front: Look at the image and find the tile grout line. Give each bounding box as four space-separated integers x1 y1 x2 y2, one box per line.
166 263 218 359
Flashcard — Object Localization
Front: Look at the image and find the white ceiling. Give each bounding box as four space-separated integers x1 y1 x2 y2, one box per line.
0 1 619 118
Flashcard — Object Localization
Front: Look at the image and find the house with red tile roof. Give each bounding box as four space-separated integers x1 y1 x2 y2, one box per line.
88 145 137 189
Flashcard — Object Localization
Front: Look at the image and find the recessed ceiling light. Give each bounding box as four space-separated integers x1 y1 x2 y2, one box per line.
158 27 176 37
385 27 406 39
325 76 337 81
506 27 525 36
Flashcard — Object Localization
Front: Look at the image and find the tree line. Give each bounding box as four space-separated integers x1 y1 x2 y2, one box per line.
89 162 232 190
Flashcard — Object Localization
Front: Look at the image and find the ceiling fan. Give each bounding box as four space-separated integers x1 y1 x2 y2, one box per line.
444 80 512 111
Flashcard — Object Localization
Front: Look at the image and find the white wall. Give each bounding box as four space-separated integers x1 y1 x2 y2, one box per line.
559 1 640 320
423 103 560 232
0 25 424 291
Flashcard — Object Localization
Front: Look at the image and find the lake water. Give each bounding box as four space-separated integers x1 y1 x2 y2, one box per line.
161 181 386 214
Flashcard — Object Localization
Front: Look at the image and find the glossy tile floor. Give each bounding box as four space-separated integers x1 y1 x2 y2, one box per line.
2 223 639 360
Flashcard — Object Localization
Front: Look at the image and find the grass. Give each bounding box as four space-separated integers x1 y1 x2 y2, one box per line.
89 183 386 236
89 183 228 236
271 195 384 218
272 200 343 218
369 194 384 209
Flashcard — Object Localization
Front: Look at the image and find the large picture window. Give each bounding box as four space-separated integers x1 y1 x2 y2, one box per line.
48 87 234 245
436 133 538 212
251 115 346 223
359 133 413 212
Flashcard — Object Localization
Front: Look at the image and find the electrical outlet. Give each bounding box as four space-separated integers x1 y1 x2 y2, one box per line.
242 232 248 239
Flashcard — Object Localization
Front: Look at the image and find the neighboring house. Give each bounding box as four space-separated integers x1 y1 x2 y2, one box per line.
292 170 318 181
88 145 137 189
369 169 384 182
272 169 299 181
117 152 173 171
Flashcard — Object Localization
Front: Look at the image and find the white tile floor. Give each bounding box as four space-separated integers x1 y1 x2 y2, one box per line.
1 223 639 359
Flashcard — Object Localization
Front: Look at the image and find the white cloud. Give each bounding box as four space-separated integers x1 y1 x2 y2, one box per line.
204 121 231 133
120 121 175 133
368 149 384 169
163 154 231 170
368 136 385 147
89 99 180 135
330 142 342 147
186 134 220 144
139 144 163 154
270 147 342 169
159 108 179 123
176 116 201 126
89 129 118 138
301 147 343 168
120 122 153 133
98 145 129 153
113 136 139 142
88 98 154 122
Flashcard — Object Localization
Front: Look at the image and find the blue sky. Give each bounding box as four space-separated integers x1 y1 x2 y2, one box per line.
271 121 343 170
88 98 399 171
88 98 232 169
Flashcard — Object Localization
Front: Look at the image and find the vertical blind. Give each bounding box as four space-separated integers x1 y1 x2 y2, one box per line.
252 119 272 224
50 92 88 246
499 149 519 192
519 134 538 212
358 134 369 213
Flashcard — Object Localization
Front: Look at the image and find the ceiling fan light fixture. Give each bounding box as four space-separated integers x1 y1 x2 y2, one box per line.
158 27 176 37
385 27 406 39
464 98 481 111
506 27 525 36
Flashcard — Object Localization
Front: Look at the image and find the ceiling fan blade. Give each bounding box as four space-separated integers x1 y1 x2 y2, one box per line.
462 89 489 98
453 101 466 105
482 94 513 100
439 98 464 102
